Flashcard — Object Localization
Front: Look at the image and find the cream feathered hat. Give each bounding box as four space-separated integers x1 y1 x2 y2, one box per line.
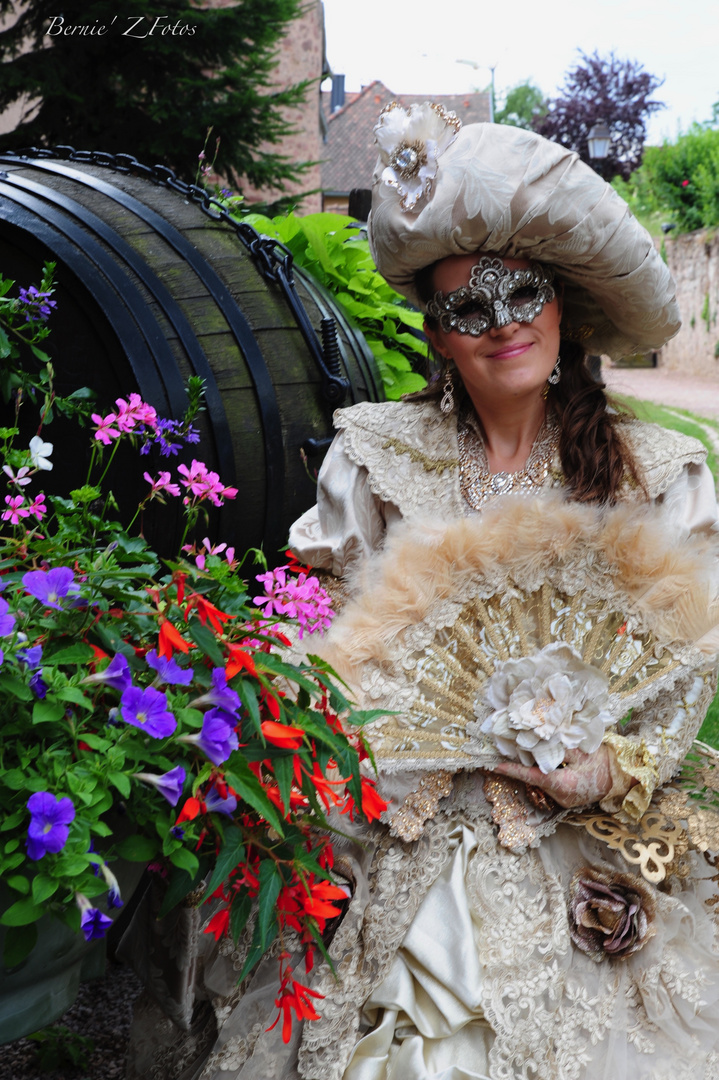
367 102 680 360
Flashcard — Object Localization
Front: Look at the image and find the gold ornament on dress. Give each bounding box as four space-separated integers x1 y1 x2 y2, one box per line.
388 770 454 842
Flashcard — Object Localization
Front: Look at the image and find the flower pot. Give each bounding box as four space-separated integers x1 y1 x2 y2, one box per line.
0 860 145 1045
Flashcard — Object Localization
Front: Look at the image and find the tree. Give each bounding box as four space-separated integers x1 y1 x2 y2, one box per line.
495 81 547 131
0 0 309 192
534 51 664 180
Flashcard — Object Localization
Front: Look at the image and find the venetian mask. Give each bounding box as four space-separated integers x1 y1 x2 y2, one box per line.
426 257 556 336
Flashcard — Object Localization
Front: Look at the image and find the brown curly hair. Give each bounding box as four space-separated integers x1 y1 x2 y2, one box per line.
410 262 644 505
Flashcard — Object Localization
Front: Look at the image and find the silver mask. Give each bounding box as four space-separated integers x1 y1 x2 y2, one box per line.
425 257 556 335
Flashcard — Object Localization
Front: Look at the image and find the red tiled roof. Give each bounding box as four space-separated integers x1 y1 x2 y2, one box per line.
320 81 491 194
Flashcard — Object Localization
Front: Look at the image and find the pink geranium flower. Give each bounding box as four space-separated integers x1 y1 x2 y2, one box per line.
92 412 121 445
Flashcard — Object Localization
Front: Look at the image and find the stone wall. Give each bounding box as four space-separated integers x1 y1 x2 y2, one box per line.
657 229 719 377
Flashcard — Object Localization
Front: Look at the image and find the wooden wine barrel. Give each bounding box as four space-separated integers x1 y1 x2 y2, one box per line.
0 151 383 558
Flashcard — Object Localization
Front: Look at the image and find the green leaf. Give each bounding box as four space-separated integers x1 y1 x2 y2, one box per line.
157 855 211 919
32 699 66 725
6 874 29 895
3 922 37 967
47 644 95 665
0 673 32 701
92 623 136 660
238 678 262 736
186 619 225 667
224 759 285 837
116 834 159 862
1 897 45 926
169 847 199 874
32 874 59 904
204 827 245 898
53 854 93 876
229 892 253 943
109 772 131 798
0 809 26 832
78 733 111 751
56 686 96 710
256 859 282 951
273 753 293 815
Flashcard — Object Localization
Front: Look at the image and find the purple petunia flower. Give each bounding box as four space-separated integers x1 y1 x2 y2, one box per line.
84 653 133 693
26 791 75 861
146 649 194 686
204 785 238 816
170 825 185 840
29 671 48 699
23 567 78 610
100 864 123 909
18 644 42 669
192 667 241 715
120 685 176 739
180 708 238 766
76 893 113 941
0 597 15 637
134 765 186 806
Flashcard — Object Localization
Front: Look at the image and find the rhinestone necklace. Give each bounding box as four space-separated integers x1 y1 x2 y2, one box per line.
457 410 560 510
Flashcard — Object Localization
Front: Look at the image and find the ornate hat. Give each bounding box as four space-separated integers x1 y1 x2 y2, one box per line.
367 102 680 360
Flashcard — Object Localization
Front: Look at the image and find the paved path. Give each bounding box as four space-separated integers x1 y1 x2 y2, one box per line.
602 365 719 420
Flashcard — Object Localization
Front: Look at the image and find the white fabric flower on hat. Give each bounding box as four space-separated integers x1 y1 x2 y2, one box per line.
374 101 461 212
29 435 53 471
477 642 615 773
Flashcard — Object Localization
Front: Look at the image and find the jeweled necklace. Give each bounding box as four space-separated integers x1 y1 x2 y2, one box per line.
457 409 560 509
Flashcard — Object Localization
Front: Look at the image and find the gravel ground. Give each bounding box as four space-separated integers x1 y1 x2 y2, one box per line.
602 363 719 419
0 962 142 1080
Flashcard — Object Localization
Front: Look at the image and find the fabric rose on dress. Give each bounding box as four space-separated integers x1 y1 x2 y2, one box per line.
568 867 656 960
374 101 461 212
478 641 614 773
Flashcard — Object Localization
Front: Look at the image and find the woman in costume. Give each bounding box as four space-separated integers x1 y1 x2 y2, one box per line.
128 107 719 1080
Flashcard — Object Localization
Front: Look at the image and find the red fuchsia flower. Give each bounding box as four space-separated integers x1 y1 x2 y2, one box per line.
91 412 121 445
75 893 113 941
120 685 177 739
261 719 305 749
26 791 76 860
143 471 181 498
267 956 324 1043
2 494 29 524
225 645 257 680
205 906 230 941
682 179 690 186
157 618 191 659
341 777 388 824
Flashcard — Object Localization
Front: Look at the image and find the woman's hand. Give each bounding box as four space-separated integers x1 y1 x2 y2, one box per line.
492 745 614 809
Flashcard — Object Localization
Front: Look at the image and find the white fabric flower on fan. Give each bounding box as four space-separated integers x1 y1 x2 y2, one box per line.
374 102 461 212
478 642 615 773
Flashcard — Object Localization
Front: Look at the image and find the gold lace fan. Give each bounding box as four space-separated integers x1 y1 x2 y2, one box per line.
320 497 719 776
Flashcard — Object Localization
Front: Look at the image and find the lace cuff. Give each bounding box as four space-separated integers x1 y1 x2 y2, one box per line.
600 732 659 821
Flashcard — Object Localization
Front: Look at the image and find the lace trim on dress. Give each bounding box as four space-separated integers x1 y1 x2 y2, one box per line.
297 816 457 1080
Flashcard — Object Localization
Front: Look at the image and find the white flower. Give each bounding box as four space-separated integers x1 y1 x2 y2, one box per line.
374 101 461 212
29 435 53 471
477 642 615 773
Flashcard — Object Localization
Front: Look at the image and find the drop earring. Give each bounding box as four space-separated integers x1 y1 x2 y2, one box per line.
547 356 561 385
440 369 455 414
